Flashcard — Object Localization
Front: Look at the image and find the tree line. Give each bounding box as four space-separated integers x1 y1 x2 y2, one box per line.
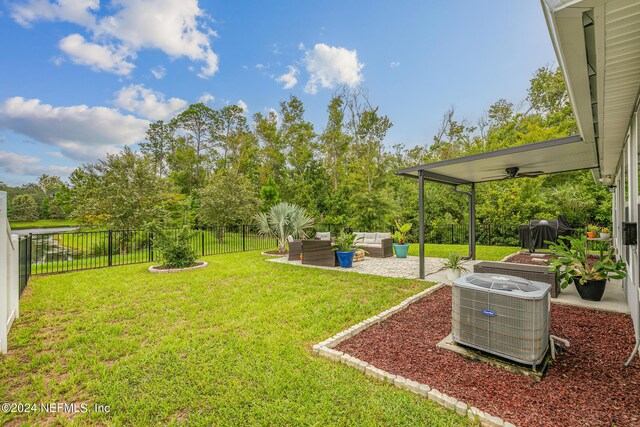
2 65 611 234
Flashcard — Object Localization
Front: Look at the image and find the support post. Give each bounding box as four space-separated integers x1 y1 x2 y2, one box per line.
470 183 476 260
418 171 425 279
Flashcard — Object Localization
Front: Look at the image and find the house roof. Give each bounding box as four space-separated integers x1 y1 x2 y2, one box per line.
394 135 597 185
542 0 640 184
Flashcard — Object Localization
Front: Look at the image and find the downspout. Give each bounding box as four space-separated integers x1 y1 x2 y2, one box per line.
452 183 476 260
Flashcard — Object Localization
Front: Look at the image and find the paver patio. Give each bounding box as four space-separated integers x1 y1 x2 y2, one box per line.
268 254 448 279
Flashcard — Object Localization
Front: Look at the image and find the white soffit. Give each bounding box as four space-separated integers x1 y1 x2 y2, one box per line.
544 0 640 182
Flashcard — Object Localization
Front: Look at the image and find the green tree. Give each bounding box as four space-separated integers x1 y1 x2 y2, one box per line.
260 177 281 212
254 109 285 185
173 103 215 189
141 120 175 176
320 95 350 191
198 173 261 227
69 147 180 231
9 194 39 221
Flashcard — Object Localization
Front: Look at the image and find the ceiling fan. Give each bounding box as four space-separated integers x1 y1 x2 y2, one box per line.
486 167 546 181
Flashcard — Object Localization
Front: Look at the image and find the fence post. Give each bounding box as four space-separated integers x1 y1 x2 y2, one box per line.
201 231 205 256
28 233 32 280
108 230 113 267
488 224 492 246
149 232 154 262
451 225 455 244
242 225 246 252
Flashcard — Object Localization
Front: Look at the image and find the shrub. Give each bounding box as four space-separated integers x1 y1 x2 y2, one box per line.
151 226 198 269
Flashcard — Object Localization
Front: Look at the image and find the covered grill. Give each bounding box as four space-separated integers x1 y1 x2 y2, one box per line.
518 215 573 252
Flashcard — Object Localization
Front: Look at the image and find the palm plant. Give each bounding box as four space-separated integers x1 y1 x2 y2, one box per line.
255 202 315 253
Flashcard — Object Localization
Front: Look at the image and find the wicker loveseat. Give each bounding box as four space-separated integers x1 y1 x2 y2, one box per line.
353 232 393 258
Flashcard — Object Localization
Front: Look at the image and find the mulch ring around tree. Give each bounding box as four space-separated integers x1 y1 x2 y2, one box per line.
261 250 288 256
336 286 640 427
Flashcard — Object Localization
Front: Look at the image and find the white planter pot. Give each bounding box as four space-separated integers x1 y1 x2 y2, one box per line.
600 233 610 239
446 269 461 281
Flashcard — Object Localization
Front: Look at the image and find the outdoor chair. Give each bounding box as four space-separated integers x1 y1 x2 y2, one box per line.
301 240 338 267
315 232 331 241
287 235 302 261
353 232 393 258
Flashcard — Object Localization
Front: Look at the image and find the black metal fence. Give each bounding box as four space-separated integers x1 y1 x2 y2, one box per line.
317 223 521 247
18 234 31 296
17 225 277 285
15 222 528 294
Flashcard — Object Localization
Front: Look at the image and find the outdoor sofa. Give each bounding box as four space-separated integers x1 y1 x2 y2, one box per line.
353 232 393 258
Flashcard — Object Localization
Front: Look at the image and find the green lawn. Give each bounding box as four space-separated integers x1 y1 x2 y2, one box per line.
1 251 467 426
409 243 518 261
9 219 77 230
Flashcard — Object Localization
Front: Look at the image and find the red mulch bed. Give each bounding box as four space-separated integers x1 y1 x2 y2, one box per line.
505 252 600 268
336 286 640 427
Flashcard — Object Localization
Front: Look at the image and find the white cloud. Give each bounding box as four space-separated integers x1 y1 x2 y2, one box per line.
10 0 98 27
0 97 149 160
199 92 214 104
151 65 166 79
297 42 305 51
11 0 219 78
255 63 266 70
275 66 298 90
97 0 219 78
303 43 364 94
114 84 187 121
59 34 134 76
390 61 400 69
0 151 75 177
236 100 248 112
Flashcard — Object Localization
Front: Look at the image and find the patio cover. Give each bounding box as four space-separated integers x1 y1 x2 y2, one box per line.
394 134 598 279
395 135 598 185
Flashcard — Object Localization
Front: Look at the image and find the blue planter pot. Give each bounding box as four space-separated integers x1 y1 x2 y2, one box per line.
336 250 355 268
393 243 410 258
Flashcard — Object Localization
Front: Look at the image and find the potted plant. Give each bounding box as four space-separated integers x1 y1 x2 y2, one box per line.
586 224 600 238
392 220 412 258
600 226 611 239
546 235 626 301
332 230 362 268
443 252 469 280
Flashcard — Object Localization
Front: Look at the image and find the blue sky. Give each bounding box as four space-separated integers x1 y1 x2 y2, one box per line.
0 0 557 185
